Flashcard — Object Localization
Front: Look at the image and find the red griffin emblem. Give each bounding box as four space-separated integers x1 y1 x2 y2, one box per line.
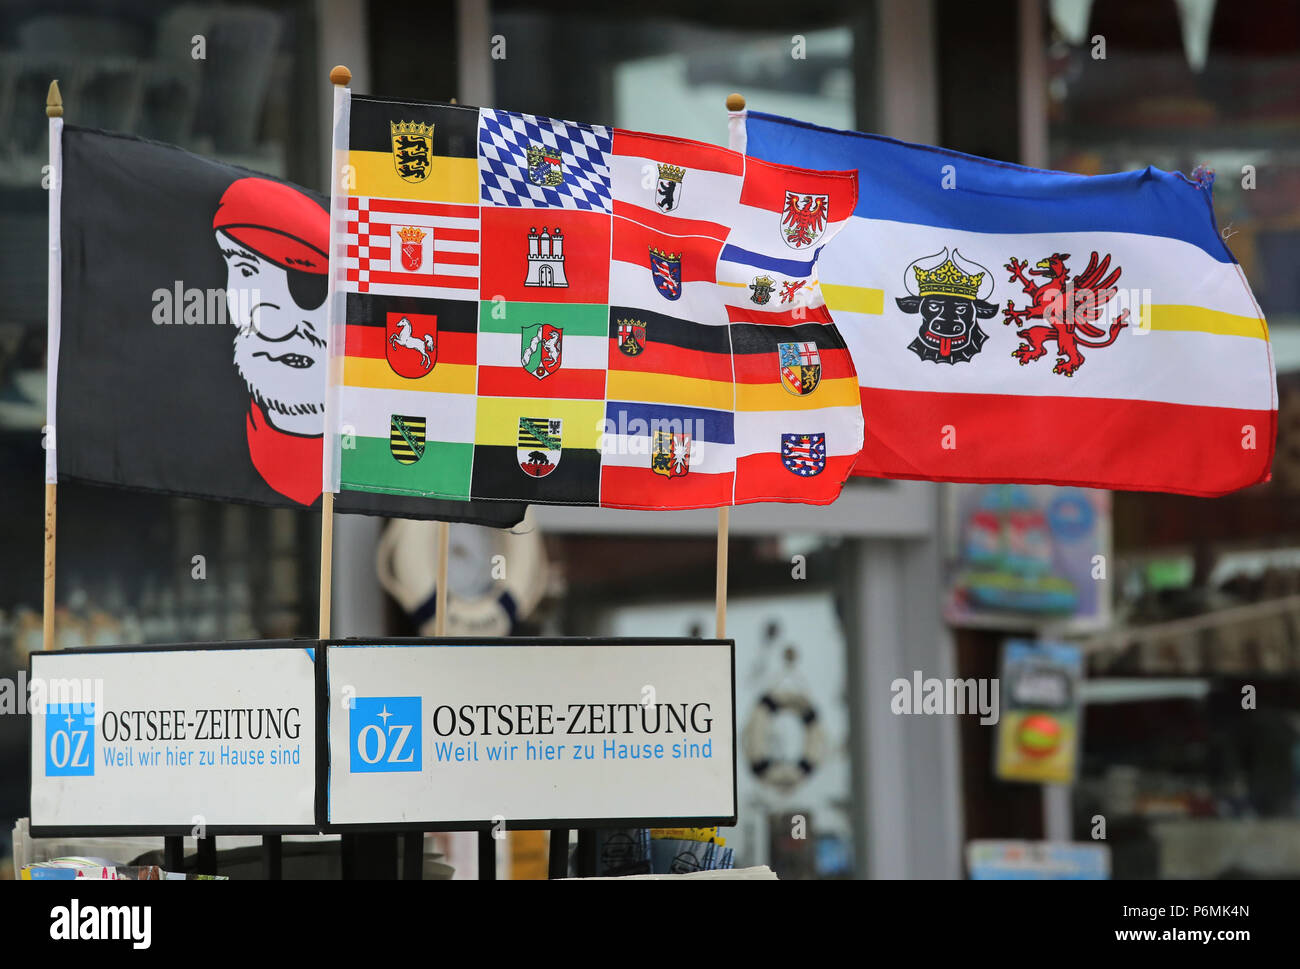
1003 251 1130 377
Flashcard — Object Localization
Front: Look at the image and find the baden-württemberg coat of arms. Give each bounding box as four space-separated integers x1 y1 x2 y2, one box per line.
391 120 434 183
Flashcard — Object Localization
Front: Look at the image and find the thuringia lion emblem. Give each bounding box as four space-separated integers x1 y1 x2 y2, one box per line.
1003 251 1130 377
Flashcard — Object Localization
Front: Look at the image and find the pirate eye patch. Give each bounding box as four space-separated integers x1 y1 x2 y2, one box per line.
288 267 328 311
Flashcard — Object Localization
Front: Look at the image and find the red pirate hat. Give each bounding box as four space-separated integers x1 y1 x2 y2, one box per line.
213 177 328 274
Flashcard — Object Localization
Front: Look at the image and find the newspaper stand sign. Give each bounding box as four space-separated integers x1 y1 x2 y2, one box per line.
322 638 737 830
28 643 318 835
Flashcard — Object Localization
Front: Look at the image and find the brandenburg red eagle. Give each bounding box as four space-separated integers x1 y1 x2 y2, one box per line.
782 193 829 250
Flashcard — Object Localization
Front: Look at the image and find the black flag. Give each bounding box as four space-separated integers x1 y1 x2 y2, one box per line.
56 126 525 527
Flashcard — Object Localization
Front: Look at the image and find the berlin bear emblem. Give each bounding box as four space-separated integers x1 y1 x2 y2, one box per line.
1003 251 1130 377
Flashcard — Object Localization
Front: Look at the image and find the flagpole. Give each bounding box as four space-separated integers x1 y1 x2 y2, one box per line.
43 80 64 651
434 522 449 636
715 92 747 641
319 64 352 640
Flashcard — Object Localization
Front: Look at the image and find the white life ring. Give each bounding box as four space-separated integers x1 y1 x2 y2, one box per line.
741 688 827 792
375 511 548 637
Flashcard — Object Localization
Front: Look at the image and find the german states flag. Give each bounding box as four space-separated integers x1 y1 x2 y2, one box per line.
347 96 479 205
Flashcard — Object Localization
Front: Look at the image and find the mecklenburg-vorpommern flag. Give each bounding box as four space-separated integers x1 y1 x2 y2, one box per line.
53 126 524 526
330 93 863 509
740 111 1276 497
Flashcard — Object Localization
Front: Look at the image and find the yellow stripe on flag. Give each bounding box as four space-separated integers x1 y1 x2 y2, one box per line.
823 284 884 315
344 357 477 396
475 397 606 450
605 371 734 412
736 376 861 412
348 150 478 204
1146 305 1268 340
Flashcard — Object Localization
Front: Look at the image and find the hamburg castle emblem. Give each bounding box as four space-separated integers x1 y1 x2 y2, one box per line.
525 226 568 288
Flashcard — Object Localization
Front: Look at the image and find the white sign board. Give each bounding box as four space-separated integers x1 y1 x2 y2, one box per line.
325 640 735 828
30 645 317 833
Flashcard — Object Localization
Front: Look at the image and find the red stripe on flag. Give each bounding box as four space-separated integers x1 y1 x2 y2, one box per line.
343 325 476 366
611 129 743 175
734 452 855 504
607 339 733 380
611 217 724 284
599 465 734 510
854 388 1276 497
477 366 607 400
732 345 855 383
726 303 834 326
364 198 479 219
739 154 858 219
611 200 729 240
367 269 478 289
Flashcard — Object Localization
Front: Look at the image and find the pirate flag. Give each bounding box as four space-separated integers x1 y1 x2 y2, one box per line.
53 125 525 526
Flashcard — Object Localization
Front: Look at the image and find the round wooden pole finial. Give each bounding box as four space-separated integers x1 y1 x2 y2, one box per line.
329 65 352 87
46 79 63 118
725 92 746 112
449 97 458 105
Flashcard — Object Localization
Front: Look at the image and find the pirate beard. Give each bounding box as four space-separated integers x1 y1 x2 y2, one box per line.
232 327 326 436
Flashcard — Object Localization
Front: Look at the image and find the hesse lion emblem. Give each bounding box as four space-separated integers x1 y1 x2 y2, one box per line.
521 323 563 380
652 430 691 478
518 417 562 478
390 414 426 465
781 433 826 477
782 192 829 249
387 313 437 377
391 120 434 183
778 342 821 396
649 247 682 301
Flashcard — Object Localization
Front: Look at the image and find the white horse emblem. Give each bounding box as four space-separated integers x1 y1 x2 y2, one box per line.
389 316 435 371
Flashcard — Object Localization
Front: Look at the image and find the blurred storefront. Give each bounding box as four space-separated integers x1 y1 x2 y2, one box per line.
1 0 1298 880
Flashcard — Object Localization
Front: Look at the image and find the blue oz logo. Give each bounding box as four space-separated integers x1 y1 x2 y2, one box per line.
46 703 95 776
350 697 422 773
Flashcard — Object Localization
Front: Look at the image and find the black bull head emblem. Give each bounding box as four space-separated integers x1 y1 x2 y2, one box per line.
896 293 996 364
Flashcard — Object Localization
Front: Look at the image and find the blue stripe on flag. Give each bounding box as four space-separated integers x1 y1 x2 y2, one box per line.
745 111 1235 264
604 401 735 445
719 243 819 278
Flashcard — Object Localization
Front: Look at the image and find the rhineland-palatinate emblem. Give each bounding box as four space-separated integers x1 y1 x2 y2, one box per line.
390 414 427 465
526 144 563 187
649 247 682 301
781 433 826 477
651 430 691 478
617 318 647 356
656 163 685 212
778 342 822 396
781 192 829 249
391 120 434 183
518 416 563 478
521 323 563 380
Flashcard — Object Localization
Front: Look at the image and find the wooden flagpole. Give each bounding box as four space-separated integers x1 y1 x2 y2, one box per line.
43 80 63 651
319 65 352 640
434 522 449 636
714 92 747 641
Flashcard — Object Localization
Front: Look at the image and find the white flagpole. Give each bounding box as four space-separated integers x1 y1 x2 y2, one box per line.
716 92 747 640
43 80 63 651
319 65 352 639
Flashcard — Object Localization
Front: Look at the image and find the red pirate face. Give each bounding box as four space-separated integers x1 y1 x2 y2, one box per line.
214 178 329 437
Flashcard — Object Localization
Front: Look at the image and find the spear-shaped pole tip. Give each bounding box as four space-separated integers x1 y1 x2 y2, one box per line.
46 79 63 118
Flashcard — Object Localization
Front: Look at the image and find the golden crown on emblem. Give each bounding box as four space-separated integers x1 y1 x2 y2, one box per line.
649 246 681 260
752 274 775 288
391 120 434 140
397 225 426 243
657 163 685 183
914 258 985 299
